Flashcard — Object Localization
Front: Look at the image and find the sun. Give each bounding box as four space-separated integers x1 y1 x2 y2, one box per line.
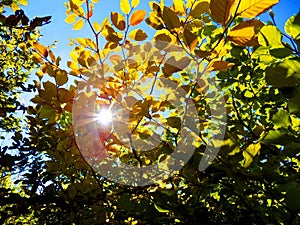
95 109 113 125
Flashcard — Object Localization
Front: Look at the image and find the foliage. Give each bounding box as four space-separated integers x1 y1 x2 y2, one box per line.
1 0 300 224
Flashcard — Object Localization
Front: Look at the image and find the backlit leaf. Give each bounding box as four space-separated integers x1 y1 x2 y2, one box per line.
87 8 93 19
272 110 291 129
129 29 148 41
18 0 28 5
210 0 235 26
120 0 131 14
258 25 282 47
183 27 198 50
172 0 186 16
93 21 102 32
207 60 235 71
73 19 84 30
242 143 261 168
237 0 279 18
65 13 77 24
131 0 140 8
162 56 191 76
163 6 181 31
266 59 300 87
33 42 48 58
146 12 164 30
188 0 210 19
284 13 300 40
55 70 68 86
111 12 126 30
130 10 146 26
228 19 264 46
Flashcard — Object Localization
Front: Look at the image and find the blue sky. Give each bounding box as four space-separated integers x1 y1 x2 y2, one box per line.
23 0 299 61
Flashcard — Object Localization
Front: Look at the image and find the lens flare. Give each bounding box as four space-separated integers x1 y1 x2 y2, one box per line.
95 109 113 125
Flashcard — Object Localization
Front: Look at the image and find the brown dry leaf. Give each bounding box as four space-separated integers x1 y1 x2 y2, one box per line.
111 12 126 30
163 6 181 31
183 26 198 51
210 0 235 26
129 29 148 41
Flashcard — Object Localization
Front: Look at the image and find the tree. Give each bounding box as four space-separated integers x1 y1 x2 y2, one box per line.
1 0 300 224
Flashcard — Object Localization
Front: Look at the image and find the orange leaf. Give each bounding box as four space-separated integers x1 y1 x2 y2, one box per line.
228 19 264 46
210 0 235 26
87 8 93 19
33 42 48 58
130 10 146 26
207 60 235 71
237 0 279 18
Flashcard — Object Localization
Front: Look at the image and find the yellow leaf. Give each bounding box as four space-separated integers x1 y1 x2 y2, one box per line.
207 60 235 71
91 0 99 2
131 0 140 8
120 0 131 14
242 143 261 168
65 13 77 24
111 12 126 30
210 0 235 26
130 10 146 26
172 0 186 16
163 6 181 32
129 29 148 41
72 0 84 5
188 0 210 19
228 19 264 46
73 19 84 30
93 21 102 32
237 0 279 18
33 42 48 58
11 3 19 11
18 0 28 6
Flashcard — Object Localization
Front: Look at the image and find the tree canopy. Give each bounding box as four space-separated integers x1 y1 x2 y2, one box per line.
1 0 300 224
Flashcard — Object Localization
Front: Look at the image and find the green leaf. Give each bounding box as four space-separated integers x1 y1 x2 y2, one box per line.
284 13 300 40
258 25 282 47
286 182 300 210
262 130 293 145
272 109 291 129
266 59 300 87
269 47 292 58
288 92 300 116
